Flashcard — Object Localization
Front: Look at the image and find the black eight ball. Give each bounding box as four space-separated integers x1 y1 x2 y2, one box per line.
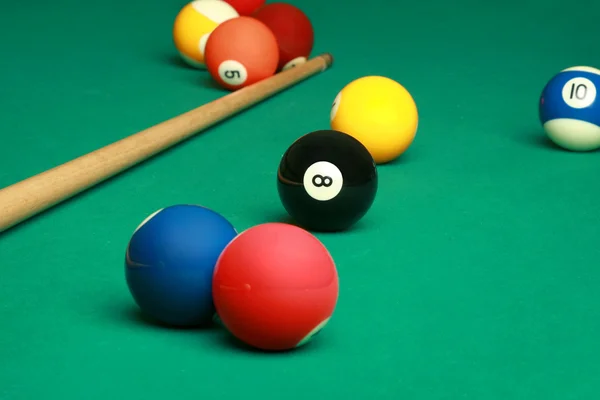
277 129 378 232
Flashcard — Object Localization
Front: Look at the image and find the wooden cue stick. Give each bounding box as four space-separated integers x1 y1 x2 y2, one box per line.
0 53 334 233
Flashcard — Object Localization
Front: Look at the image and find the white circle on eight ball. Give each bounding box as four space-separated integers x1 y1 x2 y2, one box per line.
303 161 343 201
562 77 596 109
218 60 248 86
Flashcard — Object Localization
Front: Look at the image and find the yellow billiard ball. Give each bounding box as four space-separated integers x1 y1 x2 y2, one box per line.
173 0 239 69
330 76 418 164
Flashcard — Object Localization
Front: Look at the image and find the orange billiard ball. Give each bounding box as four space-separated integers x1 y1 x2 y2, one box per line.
204 16 279 91
212 223 339 351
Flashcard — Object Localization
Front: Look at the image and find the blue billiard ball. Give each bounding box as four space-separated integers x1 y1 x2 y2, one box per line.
539 66 600 151
125 204 237 327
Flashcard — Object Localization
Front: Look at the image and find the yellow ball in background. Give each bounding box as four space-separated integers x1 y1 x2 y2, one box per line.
173 0 239 69
330 76 418 164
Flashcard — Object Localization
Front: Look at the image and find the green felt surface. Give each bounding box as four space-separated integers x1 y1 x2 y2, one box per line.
1 0 600 398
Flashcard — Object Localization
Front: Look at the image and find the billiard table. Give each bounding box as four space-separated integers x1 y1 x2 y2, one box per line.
1 0 599 398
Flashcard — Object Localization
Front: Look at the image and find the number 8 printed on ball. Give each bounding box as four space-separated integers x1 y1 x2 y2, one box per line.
303 161 343 201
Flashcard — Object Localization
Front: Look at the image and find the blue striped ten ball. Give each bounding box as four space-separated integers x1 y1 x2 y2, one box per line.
539 66 600 151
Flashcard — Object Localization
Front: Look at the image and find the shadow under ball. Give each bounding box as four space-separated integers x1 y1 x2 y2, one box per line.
277 129 378 232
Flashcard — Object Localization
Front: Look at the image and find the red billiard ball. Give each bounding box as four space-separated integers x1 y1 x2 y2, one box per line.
212 223 339 351
204 16 279 91
222 0 265 15
253 2 314 71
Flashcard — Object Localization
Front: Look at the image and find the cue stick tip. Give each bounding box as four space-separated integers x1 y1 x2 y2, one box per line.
319 53 334 69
